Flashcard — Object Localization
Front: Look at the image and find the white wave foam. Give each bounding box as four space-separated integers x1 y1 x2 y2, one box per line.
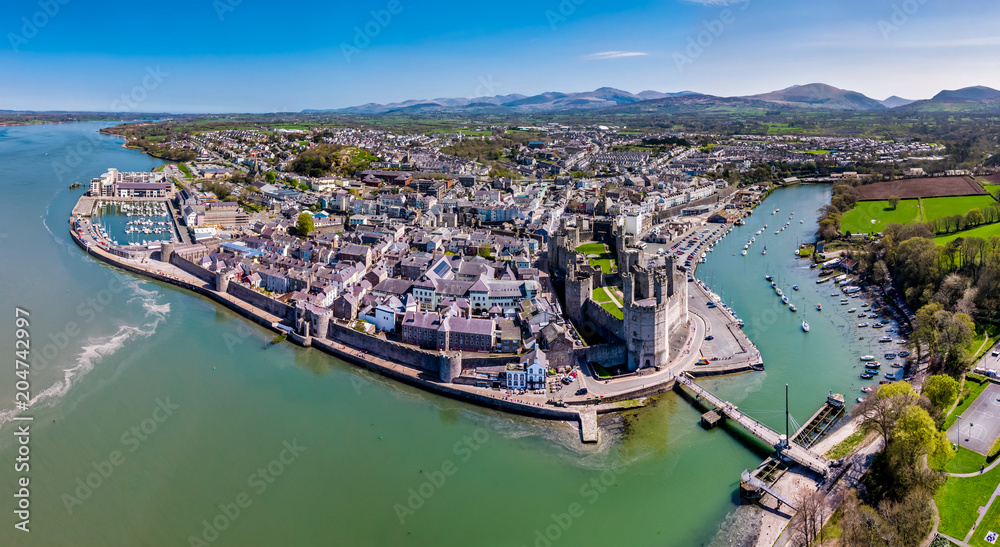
0 278 170 428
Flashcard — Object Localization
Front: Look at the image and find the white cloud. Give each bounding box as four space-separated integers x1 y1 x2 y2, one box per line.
583 51 648 60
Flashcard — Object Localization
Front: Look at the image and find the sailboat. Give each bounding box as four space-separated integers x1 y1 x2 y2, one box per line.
802 313 810 332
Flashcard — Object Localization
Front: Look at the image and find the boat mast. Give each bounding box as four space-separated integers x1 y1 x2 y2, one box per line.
785 383 790 448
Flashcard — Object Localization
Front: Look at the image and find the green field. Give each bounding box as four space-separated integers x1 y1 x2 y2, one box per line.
576 243 617 273
935 223 1000 245
970 496 1000 547
931 446 988 473
923 195 997 221
935 463 1000 538
842 195 998 235
840 199 922 234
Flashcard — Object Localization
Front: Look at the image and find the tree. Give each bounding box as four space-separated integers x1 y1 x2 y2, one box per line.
923 374 959 411
892 405 952 465
478 243 492 258
792 491 826 547
888 195 901 210
296 213 315 236
265 171 276 183
852 382 917 446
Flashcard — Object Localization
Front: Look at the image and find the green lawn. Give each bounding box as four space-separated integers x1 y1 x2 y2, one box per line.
931 446 988 473
576 243 617 273
600 301 624 320
969 495 1000 547
825 430 870 459
935 223 1000 245
592 287 613 304
840 199 922 234
942 376 991 432
576 243 608 255
923 196 998 222
935 463 1000 538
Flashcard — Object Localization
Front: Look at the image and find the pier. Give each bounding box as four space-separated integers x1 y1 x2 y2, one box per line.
674 373 829 477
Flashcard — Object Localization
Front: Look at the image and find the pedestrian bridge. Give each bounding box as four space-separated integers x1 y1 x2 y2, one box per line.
674 373 829 477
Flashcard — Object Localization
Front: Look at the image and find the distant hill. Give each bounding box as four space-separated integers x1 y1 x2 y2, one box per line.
746 83 886 110
898 86 1000 112
307 88 699 114
305 83 1000 115
881 96 916 108
605 93 782 115
933 86 1000 101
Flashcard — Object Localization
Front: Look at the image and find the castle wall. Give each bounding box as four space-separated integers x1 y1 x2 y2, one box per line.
582 300 625 340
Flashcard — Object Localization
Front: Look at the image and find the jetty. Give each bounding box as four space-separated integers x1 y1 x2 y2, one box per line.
674 373 830 477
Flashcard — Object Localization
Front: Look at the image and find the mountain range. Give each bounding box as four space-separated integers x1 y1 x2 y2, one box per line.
306 83 1000 115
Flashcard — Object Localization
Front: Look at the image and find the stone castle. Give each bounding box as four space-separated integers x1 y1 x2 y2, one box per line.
549 216 689 372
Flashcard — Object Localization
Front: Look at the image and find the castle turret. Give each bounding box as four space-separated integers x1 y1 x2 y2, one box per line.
439 352 462 383
160 241 175 264
215 270 230 293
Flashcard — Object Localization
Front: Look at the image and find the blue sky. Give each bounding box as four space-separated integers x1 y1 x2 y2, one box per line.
2 0 999 112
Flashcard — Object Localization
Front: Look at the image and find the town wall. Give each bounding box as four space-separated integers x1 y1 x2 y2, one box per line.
227 282 296 321
170 254 215 283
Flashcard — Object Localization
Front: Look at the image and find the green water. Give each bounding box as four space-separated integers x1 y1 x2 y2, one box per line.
0 124 881 546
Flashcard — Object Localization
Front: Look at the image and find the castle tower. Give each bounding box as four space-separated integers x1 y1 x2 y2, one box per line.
622 273 635 306
564 262 592 326
622 271 669 372
160 241 175 264
215 270 230 293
